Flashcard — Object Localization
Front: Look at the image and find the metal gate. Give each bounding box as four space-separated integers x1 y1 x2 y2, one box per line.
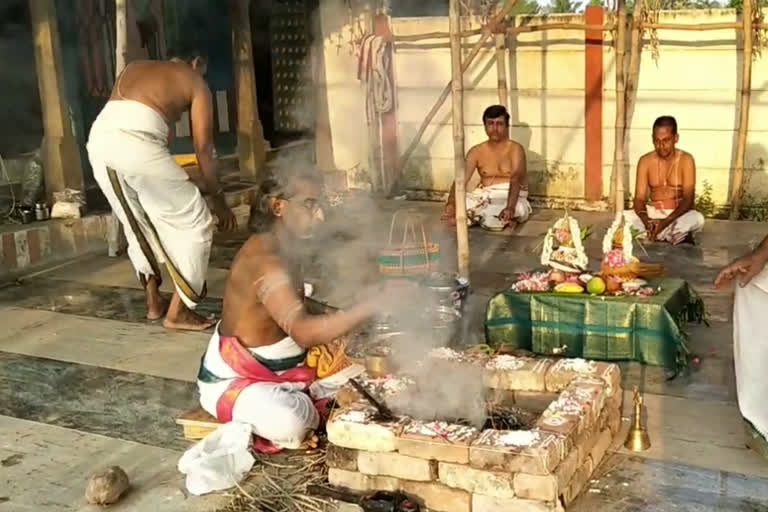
269 0 313 136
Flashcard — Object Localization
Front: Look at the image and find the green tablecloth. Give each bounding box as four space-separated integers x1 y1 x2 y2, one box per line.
485 278 705 370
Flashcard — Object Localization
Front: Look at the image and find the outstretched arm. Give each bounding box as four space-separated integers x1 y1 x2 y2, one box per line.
190 75 236 232
715 234 768 288
253 261 377 348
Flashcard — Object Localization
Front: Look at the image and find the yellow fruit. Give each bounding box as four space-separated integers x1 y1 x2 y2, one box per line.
554 282 584 294
587 277 606 295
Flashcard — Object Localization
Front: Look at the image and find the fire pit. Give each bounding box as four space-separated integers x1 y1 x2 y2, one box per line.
326 352 623 511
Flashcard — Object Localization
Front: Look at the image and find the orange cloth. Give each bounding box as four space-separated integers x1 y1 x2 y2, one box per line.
306 339 355 379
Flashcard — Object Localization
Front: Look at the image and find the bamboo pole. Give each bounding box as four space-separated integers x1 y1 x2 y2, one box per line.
449 0 470 281
624 12 642 143
392 21 754 43
613 0 628 213
108 0 128 257
495 32 508 107
398 0 519 175
730 0 754 219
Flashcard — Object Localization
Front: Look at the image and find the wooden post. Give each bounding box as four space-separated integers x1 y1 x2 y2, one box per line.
398 0 519 175
231 0 267 180
730 0 754 219
449 0 470 281
107 0 128 258
28 0 85 203
624 11 642 142
495 32 508 107
612 0 627 212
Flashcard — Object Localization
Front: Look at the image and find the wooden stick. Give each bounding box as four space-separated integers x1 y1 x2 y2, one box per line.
495 32 508 107
392 21 755 44
397 0 519 176
449 0 470 281
613 0 628 213
730 0 754 219
624 12 643 144
643 21 741 31
394 28 483 42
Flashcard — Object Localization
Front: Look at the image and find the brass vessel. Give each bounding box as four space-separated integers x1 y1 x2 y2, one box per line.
624 385 651 452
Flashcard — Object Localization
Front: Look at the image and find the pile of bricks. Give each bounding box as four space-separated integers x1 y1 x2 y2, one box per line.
326 354 623 511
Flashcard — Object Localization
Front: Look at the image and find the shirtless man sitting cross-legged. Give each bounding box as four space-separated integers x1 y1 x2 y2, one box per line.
624 115 705 245
441 105 532 231
197 167 409 451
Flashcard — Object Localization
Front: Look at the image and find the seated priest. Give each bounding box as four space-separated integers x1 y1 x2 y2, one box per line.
441 105 532 231
624 116 704 245
196 166 409 451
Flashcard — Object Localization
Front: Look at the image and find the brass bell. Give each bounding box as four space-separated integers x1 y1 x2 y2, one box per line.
624 386 651 452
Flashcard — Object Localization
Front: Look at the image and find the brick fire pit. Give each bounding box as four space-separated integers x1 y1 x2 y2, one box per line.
326 350 623 511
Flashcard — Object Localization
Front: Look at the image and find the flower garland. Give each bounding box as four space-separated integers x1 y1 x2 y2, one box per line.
540 214 588 272
602 211 634 263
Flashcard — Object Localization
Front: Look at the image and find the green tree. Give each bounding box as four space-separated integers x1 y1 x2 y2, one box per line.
550 0 583 12
728 0 768 11
510 0 542 15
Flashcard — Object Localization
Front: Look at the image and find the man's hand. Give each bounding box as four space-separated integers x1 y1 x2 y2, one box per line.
498 207 517 229
646 220 661 241
714 252 767 289
212 194 237 232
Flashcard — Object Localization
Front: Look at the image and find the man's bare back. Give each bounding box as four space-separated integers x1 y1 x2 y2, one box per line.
110 60 202 124
219 234 305 348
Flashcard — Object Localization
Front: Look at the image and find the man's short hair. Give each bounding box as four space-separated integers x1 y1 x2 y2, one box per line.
482 105 510 125
248 167 324 233
652 115 677 135
167 44 206 63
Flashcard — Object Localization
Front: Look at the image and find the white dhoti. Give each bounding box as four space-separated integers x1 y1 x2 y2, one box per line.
734 268 768 442
465 184 532 230
623 206 704 245
86 100 213 308
198 328 319 450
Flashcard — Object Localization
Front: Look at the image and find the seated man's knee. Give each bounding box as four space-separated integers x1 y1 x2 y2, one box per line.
233 385 319 445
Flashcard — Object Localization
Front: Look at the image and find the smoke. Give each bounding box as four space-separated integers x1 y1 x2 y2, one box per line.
253 1 487 426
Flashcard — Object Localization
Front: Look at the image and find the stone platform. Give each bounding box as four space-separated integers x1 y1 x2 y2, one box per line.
326 349 623 511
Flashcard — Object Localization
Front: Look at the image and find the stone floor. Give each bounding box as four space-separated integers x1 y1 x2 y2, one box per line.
1 196 767 511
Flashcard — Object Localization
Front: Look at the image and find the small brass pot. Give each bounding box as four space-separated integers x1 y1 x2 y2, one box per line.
365 355 392 377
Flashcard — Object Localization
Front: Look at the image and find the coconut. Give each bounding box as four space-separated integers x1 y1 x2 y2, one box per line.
85 466 130 506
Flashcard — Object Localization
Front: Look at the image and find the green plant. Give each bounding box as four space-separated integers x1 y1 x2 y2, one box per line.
694 180 717 218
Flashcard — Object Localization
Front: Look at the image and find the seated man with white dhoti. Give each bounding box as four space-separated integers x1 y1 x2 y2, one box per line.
715 235 768 457
441 105 532 231
86 48 236 330
624 116 704 245
197 168 409 451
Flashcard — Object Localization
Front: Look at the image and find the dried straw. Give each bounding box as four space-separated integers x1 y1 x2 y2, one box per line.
218 449 333 512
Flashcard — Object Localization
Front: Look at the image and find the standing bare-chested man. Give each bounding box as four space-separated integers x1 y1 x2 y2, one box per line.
441 105 532 231
625 116 704 245
87 48 236 331
197 167 409 450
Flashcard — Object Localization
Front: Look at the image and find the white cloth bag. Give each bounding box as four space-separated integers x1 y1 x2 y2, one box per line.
177 422 255 496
